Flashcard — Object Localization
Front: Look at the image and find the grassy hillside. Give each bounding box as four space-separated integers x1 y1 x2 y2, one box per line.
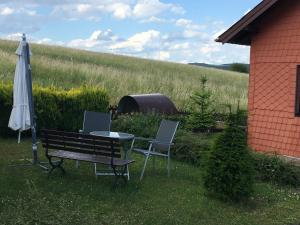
0 39 248 110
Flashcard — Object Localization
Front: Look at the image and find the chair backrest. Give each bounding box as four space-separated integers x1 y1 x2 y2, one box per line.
154 119 179 150
82 111 111 134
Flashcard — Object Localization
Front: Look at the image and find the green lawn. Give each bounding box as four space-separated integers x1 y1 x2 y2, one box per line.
1 138 300 225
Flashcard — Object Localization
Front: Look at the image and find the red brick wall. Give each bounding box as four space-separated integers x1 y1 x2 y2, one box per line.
248 0 300 157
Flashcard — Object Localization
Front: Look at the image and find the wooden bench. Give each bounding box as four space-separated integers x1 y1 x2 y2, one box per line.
41 129 135 185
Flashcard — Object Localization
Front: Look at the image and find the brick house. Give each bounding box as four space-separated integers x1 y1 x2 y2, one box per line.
217 0 300 158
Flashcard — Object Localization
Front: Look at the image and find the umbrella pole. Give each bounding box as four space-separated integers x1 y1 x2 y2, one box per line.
23 42 38 165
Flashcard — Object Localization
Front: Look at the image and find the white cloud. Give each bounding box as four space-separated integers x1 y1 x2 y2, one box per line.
90 29 119 41
200 43 220 54
3 26 250 64
140 16 168 24
0 5 43 34
173 18 210 42
36 38 53 44
133 0 173 18
76 4 91 13
104 3 132 19
169 42 190 50
170 5 185 15
0 7 14 15
0 1 250 65
4 33 64 46
176 18 205 30
111 30 161 52
175 18 192 27
49 0 183 21
4 32 23 41
64 26 249 64
67 29 119 49
159 51 170 60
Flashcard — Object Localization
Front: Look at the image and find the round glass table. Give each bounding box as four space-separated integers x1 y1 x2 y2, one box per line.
89 131 134 140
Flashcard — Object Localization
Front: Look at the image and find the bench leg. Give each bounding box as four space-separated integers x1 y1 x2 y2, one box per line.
112 165 128 187
47 156 65 177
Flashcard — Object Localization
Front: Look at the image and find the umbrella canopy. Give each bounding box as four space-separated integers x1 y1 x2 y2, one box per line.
8 34 38 164
8 37 31 133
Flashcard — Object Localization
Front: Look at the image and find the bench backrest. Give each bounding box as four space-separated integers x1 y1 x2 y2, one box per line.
41 129 121 158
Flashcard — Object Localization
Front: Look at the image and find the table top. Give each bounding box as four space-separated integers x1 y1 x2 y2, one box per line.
90 131 134 140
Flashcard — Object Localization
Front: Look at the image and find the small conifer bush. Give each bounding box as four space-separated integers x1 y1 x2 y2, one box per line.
187 76 215 132
203 109 254 201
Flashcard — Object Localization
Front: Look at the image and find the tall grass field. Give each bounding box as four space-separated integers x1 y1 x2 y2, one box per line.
0 39 248 111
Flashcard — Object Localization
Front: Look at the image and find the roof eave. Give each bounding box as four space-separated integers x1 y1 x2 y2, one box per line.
216 0 280 45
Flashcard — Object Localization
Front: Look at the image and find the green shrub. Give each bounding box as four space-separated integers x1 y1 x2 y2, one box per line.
112 113 162 138
0 83 14 136
0 83 109 136
253 152 300 187
172 130 213 166
112 113 188 137
203 110 254 201
112 113 214 166
187 76 216 132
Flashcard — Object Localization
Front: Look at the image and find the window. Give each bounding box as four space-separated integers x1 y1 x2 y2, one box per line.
295 65 300 116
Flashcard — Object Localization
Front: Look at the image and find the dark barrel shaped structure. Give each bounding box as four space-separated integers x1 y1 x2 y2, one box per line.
117 93 178 115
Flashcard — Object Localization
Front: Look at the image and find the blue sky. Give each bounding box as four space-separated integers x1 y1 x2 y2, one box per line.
0 0 261 64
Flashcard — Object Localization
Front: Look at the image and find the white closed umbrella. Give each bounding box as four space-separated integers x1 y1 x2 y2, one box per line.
8 33 38 165
8 35 31 142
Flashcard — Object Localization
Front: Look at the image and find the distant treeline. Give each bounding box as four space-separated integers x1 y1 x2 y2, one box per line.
189 63 249 74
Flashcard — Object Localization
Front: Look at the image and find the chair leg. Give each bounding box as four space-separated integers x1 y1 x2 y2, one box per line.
152 155 156 173
112 165 127 188
140 154 150 181
76 160 80 168
167 153 170 177
94 163 97 178
126 165 130 180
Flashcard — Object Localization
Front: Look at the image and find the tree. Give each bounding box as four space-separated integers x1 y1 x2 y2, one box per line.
203 109 254 201
187 76 215 132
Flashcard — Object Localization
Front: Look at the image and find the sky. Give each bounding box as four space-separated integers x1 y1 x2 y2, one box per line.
0 0 262 64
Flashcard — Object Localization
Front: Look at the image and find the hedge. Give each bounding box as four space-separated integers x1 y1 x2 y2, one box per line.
252 152 300 187
0 82 109 136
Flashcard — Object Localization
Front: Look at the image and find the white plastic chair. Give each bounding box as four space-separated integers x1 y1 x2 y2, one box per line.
132 119 179 180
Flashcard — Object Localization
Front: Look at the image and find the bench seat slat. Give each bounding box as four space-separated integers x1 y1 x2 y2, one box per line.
42 144 122 158
48 150 134 166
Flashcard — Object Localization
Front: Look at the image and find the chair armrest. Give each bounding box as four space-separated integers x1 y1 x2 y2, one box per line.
134 137 153 141
150 140 174 146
